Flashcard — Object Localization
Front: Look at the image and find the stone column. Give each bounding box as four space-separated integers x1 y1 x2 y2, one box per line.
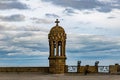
56 42 59 56
60 43 62 56
64 41 66 56
61 42 64 56
49 41 51 56
51 41 54 56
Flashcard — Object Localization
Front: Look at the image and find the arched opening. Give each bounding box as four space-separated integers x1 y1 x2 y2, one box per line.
58 41 62 56
53 41 56 56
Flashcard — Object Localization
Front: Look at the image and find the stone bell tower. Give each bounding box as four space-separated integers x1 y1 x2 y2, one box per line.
48 19 67 74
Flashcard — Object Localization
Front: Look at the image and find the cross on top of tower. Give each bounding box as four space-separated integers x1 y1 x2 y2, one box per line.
55 19 60 26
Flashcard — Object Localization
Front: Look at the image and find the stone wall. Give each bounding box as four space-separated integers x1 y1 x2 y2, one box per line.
49 58 66 74
0 64 120 74
77 66 98 73
0 67 49 73
109 64 120 74
65 65 68 73
87 66 98 73
109 65 117 73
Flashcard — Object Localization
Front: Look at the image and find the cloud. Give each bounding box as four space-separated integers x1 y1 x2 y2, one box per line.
0 1 29 10
107 16 116 19
0 32 120 66
23 25 49 32
42 0 120 13
95 27 105 30
66 34 120 65
0 23 18 31
7 51 48 56
12 32 48 45
0 22 49 31
0 14 25 22
0 31 49 58
63 8 78 16
66 34 120 60
45 13 59 18
0 34 5 40
30 18 52 24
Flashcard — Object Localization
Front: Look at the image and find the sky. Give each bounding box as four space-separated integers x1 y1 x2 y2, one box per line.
0 0 120 67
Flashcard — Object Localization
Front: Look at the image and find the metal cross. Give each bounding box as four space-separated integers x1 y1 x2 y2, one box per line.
55 19 60 26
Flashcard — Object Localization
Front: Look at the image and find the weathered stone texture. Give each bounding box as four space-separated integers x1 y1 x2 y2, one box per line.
109 64 120 74
0 67 49 72
48 19 67 74
77 66 98 73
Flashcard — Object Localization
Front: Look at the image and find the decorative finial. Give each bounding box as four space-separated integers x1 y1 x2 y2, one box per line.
55 19 60 26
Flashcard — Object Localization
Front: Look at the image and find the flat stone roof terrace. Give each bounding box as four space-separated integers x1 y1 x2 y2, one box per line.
0 72 120 80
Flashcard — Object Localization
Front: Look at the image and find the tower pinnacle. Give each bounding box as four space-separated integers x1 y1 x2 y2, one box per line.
55 19 60 26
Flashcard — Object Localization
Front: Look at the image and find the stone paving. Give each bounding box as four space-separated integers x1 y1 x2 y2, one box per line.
0 72 120 80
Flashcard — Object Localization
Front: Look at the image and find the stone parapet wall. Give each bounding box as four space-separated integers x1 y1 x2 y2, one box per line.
109 64 120 74
88 66 98 73
65 65 68 73
77 66 98 73
109 65 117 73
0 67 49 73
77 66 84 73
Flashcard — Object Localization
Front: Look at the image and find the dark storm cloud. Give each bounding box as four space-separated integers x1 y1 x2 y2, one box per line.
42 0 120 13
0 14 25 22
0 1 29 10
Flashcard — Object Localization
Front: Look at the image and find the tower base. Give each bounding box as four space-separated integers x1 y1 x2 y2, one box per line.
49 57 66 74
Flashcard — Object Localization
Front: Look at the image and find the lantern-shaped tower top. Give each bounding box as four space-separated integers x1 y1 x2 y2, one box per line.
49 19 66 40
